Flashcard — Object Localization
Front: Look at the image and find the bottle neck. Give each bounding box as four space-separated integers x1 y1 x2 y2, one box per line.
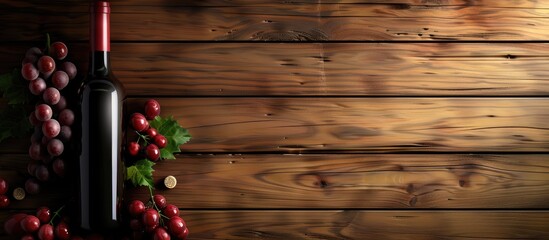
89 1 111 78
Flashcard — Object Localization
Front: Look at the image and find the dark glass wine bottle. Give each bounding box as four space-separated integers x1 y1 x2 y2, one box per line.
77 1 125 232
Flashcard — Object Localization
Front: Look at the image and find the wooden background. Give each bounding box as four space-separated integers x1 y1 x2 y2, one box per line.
2 0 549 239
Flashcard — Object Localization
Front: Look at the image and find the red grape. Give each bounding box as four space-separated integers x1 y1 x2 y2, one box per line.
52 71 69 90
0 177 8 194
154 135 167 149
4 213 27 236
144 99 161 120
35 104 53 122
43 87 61 105
54 96 67 112
47 139 64 156
146 144 160 161
127 142 140 156
61 62 77 80
167 216 186 236
50 42 68 60
27 161 40 176
153 227 170 240
0 195 9 208
128 200 146 218
142 209 160 232
146 128 158 138
25 178 40 195
153 194 167 209
20 215 40 233
42 119 61 138
36 207 51 224
37 56 55 75
22 63 39 81
129 218 143 231
131 113 149 132
21 234 35 240
59 109 75 126
163 204 179 218
59 126 72 142
177 227 189 240
35 164 50 182
52 158 66 177
54 222 71 240
29 111 42 126
29 77 47 95
29 142 42 160
26 47 42 57
38 224 54 240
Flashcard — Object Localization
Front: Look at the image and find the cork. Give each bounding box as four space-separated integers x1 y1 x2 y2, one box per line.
13 187 25 200
164 175 177 189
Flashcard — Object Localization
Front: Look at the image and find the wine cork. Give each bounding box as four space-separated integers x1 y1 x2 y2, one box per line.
164 175 177 189
13 187 25 200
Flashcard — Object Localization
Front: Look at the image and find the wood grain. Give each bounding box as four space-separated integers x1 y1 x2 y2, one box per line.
180 211 549 239
125 154 549 208
130 98 549 153
1 0 549 41
3 43 549 96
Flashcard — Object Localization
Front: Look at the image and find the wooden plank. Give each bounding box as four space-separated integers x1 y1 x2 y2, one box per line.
1 0 549 41
129 97 549 153
180 211 549 239
125 154 549 209
1 210 547 239
3 43 549 96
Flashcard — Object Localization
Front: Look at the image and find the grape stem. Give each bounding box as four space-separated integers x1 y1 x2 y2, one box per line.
49 204 65 225
135 131 149 145
147 186 166 225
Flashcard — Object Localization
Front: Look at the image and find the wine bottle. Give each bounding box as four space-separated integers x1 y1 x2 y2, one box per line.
77 1 125 232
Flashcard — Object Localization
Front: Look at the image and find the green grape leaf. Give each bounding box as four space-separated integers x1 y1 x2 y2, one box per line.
125 159 155 187
149 116 191 160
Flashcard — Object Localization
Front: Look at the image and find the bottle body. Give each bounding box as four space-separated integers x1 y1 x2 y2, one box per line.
76 1 124 232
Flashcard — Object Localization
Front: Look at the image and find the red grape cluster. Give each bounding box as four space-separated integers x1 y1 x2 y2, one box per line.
125 194 189 240
23 42 77 196
127 100 165 162
3 206 74 240
0 178 10 208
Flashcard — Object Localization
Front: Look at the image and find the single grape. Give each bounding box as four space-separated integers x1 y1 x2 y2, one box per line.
35 164 50 182
29 111 42 126
22 63 39 81
146 128 158 138
144 99 161 120
178 227 189 240
146 144 160 161
25 178 40 195
61 62 77 80
52 71 69 90
52 158 66 178
36 207 51 224
153 227 170 240
29 77 47 95
47 139 64 157
154 135 167 149
41 70 53 80
50 42 68 60
128 200 146 218
38 223 54 240
163 204 179 218
3 213 27 236
29 142 42 160
43 87 61 105
21 234 35 240
59 126 72 142
153 194 167 209
0 195 9 208
20 215 40 233
167 216 187 237
42 119 61 138
26 47 42 58
37 56 55 75
142 209 160 232
31 126 44 143
129 218 143 231
54 222 70 240
22 55 37 65
131 113 149 132
27 161 40 177
35 104 53 122
0 177 8 195
54 96 67 112
127 142 140 156
58 109 75 126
